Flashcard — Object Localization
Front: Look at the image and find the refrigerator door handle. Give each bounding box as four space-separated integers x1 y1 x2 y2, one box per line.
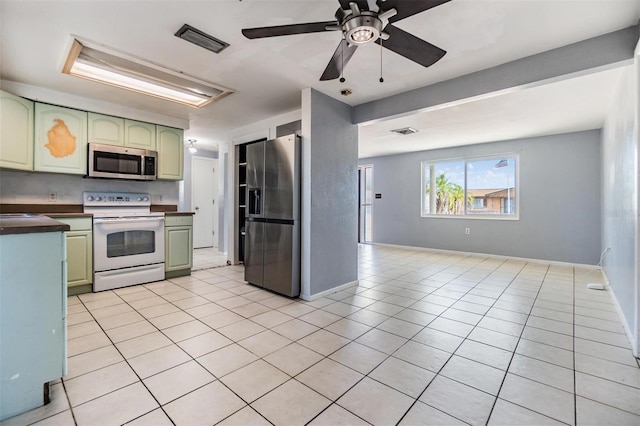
248 188 262 215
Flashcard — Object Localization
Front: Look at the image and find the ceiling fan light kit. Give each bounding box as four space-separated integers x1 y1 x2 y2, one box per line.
241 0 451 81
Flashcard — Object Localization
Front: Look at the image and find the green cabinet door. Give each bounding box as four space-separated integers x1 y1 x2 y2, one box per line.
66 230 93 288
125 119 156 150
0 90 34 171
34 103 87 175
55 217 93 295
165 225 193 272
157 125 184 180
88 112 124 146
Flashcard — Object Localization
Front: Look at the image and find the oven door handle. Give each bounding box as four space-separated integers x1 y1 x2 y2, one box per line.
94 217 165 225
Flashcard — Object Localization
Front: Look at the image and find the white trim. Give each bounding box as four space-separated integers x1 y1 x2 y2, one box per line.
373 243 602 270
602 271 639 358
358 164 374 243
300 280 360 301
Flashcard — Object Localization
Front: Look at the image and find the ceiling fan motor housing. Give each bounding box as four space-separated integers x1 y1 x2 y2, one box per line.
343 12 383 45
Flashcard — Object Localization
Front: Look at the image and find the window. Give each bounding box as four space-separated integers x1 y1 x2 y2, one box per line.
422 156 517 218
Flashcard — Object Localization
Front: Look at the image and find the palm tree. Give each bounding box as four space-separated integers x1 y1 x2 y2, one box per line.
426 173 472 215
448 182 465 215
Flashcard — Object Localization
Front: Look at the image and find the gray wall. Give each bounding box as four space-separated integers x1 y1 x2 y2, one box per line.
360 130 601 265
302 89 358 298
602 65 638 354
0 169 179 205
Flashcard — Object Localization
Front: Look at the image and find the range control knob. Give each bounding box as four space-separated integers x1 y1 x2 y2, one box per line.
86 195 94 202
137 197 143 202
95 196 103 202
142 196 149 202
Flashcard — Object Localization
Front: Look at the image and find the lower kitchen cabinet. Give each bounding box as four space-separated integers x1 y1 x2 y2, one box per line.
55 217 93 295
0 230 66 420
165 214 193 278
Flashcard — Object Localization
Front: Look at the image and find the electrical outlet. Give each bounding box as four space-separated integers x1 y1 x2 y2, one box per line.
465 227 470 235
159 195 163 202
48 192 57 202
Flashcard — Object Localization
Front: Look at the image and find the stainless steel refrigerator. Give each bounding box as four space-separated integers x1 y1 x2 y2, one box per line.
244 134 300 297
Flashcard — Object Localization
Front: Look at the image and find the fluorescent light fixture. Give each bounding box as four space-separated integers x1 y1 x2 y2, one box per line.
62 38 233 108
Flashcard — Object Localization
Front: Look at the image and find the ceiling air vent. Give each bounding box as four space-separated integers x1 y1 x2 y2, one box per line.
175 24 229 54
390 127 418 136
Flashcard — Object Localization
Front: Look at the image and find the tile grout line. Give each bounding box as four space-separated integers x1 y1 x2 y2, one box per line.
394 256 518 425
73 291 180 425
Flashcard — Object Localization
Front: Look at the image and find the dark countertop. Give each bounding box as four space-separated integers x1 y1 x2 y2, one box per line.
44 213 93 218
0 214 71 235
165 211 195 216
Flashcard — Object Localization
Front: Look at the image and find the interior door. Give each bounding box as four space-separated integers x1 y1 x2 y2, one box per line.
192 156 217 248
358 165 373 243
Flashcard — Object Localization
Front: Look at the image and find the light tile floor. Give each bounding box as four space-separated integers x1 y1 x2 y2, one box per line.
192 247 228 270
4 244 640 425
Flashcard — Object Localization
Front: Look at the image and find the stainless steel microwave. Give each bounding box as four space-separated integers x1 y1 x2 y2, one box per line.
88 143 157 181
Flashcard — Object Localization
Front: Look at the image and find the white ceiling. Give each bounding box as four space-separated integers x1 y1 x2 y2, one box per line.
1 0 638 156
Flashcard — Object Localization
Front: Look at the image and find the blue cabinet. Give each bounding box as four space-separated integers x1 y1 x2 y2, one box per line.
0 230 66 420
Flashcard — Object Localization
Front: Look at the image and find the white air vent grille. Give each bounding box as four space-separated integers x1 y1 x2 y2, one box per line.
390 127 418 135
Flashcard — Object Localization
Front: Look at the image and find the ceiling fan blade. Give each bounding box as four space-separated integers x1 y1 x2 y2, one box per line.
338 0 370 12
378 0 451 23
377 24 446 68
242 21 338 39
320 39 358 81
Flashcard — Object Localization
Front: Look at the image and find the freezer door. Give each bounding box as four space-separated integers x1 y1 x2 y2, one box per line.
246 141 264 218
244 220 264 286
263 222 300 297
264 135 299 220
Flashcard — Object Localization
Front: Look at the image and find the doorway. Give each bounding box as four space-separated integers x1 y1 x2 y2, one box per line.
358 164 373 243
192 156 218 249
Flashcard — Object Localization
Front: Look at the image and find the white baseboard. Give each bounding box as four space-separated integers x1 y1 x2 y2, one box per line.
300 280 359 301
373 243 601 269
601 271 639 358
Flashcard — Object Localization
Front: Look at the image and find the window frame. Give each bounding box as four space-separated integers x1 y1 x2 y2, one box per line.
420 154 520 220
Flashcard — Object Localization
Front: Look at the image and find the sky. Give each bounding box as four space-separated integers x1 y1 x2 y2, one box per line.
428 157 516 190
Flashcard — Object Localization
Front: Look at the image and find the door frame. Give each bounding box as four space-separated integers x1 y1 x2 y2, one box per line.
358 164 373 244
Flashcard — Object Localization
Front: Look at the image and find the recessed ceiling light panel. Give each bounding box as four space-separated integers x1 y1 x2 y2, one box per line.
390 127 418 135
175 24 229 54
62 38 233 108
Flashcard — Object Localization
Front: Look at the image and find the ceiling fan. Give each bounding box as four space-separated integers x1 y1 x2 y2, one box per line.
242 0 451 81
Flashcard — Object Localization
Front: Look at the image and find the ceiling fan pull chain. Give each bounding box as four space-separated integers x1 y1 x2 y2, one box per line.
340 38 346 83
379 38 384 83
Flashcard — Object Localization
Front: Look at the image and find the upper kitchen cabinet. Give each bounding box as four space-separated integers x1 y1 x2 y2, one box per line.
156 125 183 180
34 103 87 175
125 119 156 150
88 112 124 146
0 90 34 171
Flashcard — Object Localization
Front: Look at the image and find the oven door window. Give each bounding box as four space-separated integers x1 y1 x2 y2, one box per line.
106 230 155 257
